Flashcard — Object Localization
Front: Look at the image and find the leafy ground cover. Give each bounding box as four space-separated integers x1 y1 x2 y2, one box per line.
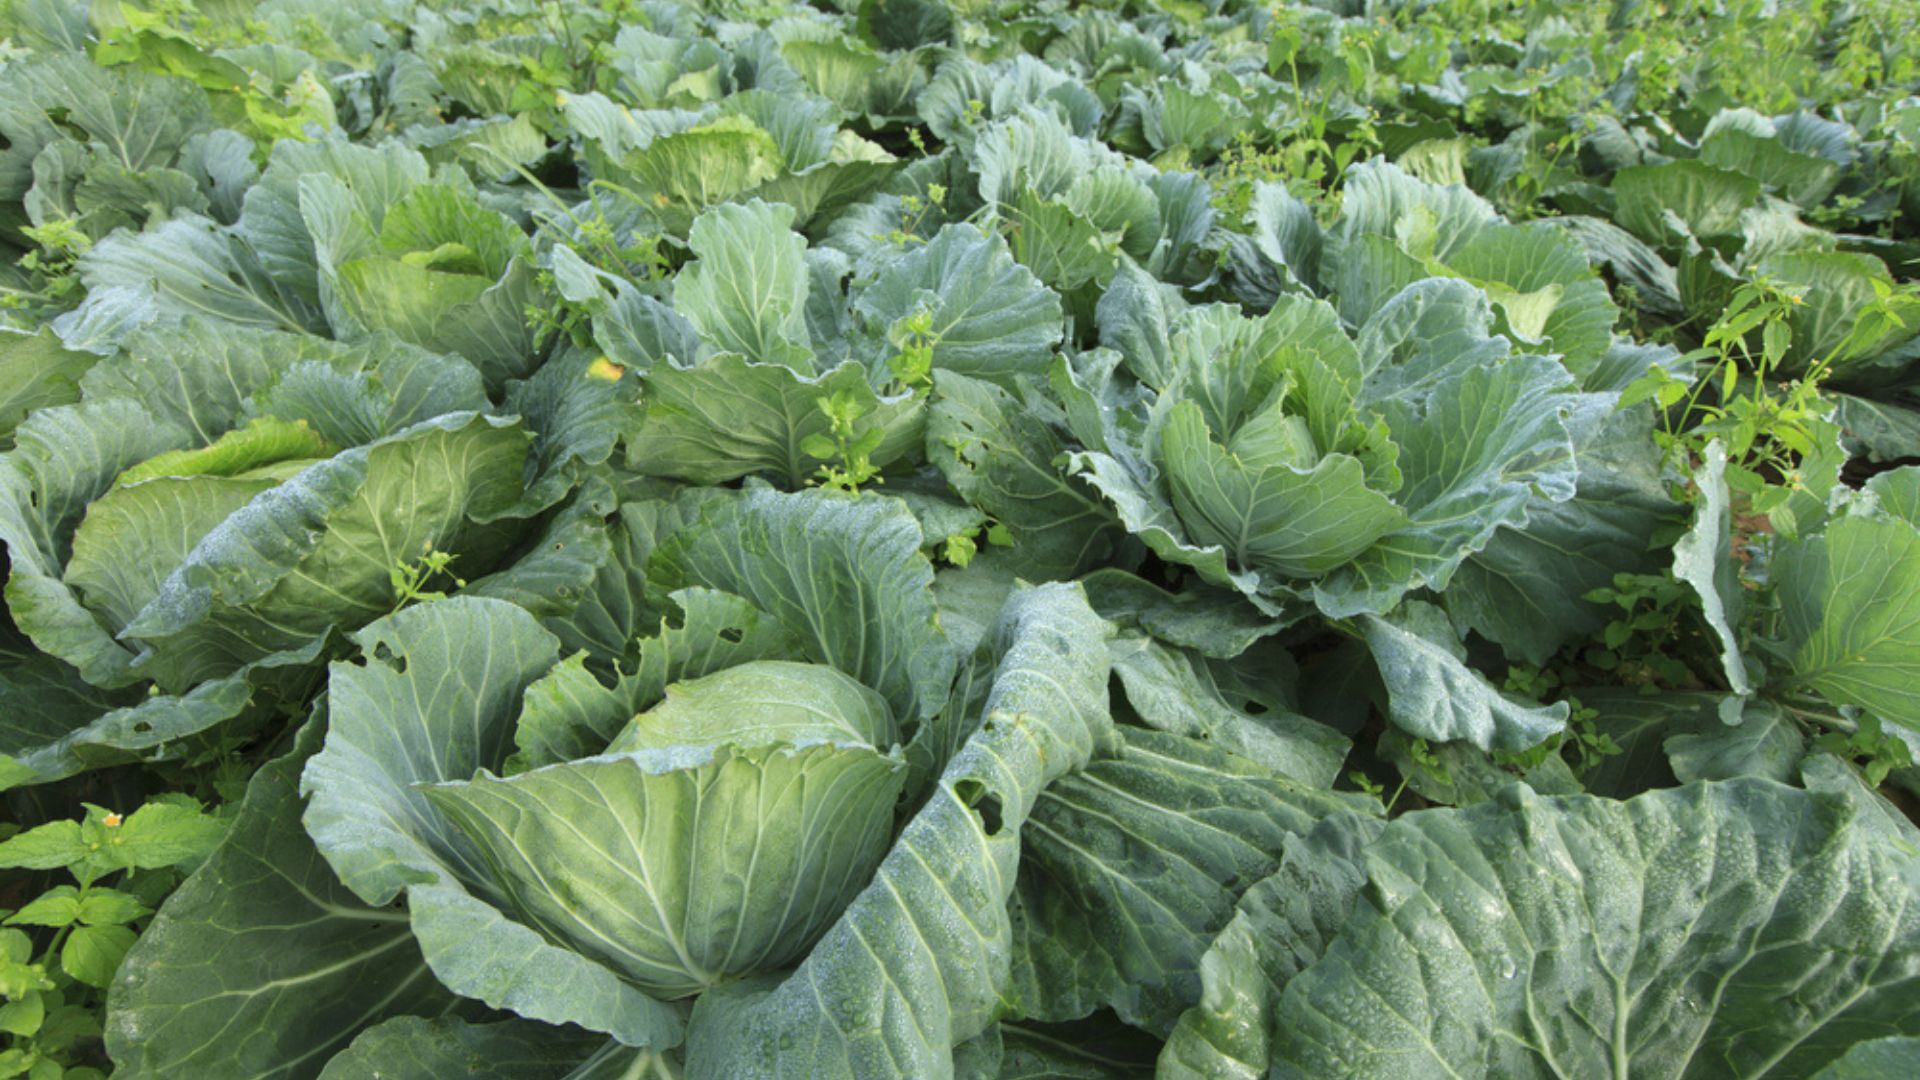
4 0 1920 1076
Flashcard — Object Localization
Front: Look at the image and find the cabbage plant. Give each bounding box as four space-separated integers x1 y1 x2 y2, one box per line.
111 485 1374 1077
1060 270 1592 623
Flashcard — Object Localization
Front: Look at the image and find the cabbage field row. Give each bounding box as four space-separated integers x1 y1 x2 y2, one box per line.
3 0 1920 1077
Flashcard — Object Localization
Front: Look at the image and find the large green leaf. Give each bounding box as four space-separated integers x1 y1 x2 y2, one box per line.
1611 159 1761 246
552 253 701 374
1758 250 1920 378
672 200 814 371
1556 216 1684 320
238 139 429 313
337 256 543 395
1865 468 1920 525
316 1016 604 1080
512 586 801 771
408 114 551 183
1445 221 1620 373
1161 402 1405 579
1093 261 1178 390
955 1015 1163 1079
1360 600 1567 751
77 213 323 335
1832 393 1920 464
0 635 141 790
1332 159 1497 263
1 54 212 174
751 130 899 228
1054 352 1268 610
80 320 487 450
65 448 316 638
497 349 642 513
1578 689 1808 796
1664 698 1806 785
1807 1037 1920 1080
1108 636 1347 787
0 637 326 792
120 413 530 690
0 328 97 451
1157 812 1384 1080
1006 189 1123 292
1672 441 1753 697
1447 406 1679 666
0 322 490 714
297 170 541 392
1329 164 1617 373
1058 283 1403 611
680 582 1115 1079
1079 569 1285 661
621 116 784 231
1243 181 1323 295
625 353 921 487
1006 727 1365 1032
855 223 1063 385
607 660 896 751
1699 110 1843 208
649 486 956 729
1778 504 1920 730
1270 780 1920 1078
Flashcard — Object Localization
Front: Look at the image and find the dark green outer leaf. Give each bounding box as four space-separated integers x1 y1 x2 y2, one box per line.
316 1015 605 1080
0 640 142 790
1006 727 1365 1032
1158 812 1385 1080
1271 780 1920 1079
1447 405 1679 666
1361 601 1567 751
1807 1037 1920 1080
1109 637 1347 787
108 719 465 1080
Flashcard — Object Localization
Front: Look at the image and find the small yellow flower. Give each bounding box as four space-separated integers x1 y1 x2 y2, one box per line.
104 813 123 828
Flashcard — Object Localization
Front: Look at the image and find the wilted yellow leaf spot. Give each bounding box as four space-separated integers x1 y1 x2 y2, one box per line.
654 193 672 207
588 357 626 381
